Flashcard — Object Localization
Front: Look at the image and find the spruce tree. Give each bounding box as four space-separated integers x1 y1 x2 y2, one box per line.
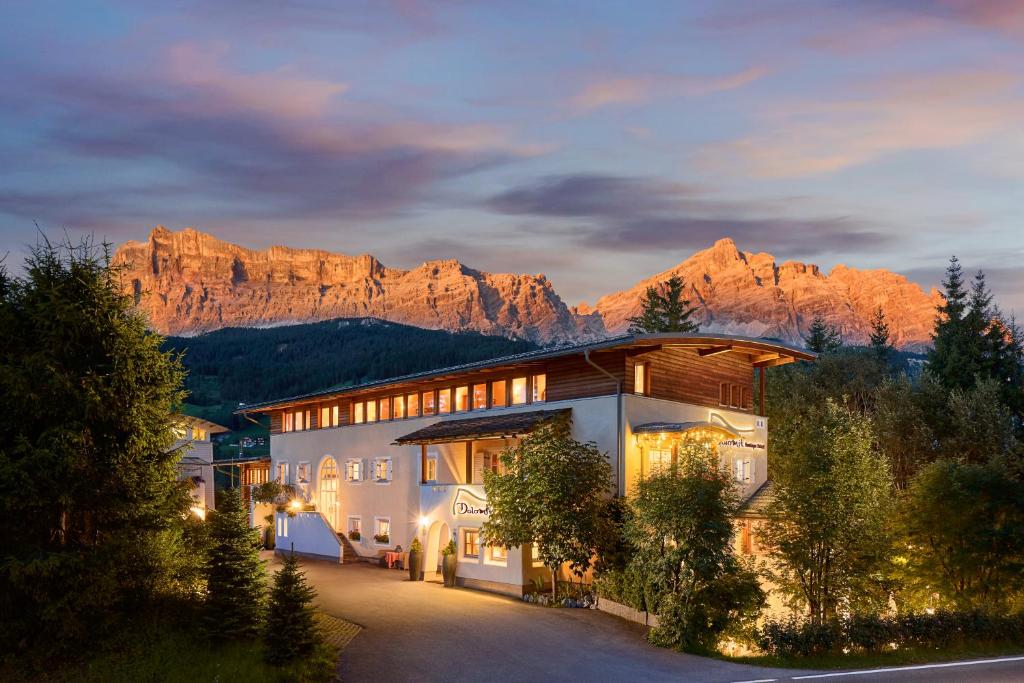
928 256 972 390
205 487 266 639
627 275 700 334
264 548 319 665
804 315 842 353
869 306 892 360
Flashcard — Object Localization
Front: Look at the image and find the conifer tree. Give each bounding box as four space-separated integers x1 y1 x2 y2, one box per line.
264 548 319 665
205 487 266 639
804 315 842 353
869 306 892 360
627 275 700 334
928 257 973 390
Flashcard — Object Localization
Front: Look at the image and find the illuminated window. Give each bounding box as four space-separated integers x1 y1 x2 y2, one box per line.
192 426 207 441
487 544 508 565
532 374 546 402
511 377 527 405
491 380 507 407
455 386 469 412
531 543 544 568
473 383 487 410
283 412 294 432
276 462 289 483
462 529 480 558
648 448 671 473
348 516 361 537
345 459 364 482
425 454 438 482
373 458 392 482
332 404 340 426
354 402 365 424
380 397 391 421
291 410 308 431
366 400 377 422
394 395 405 419
319 406 331 429
422 391 437 415
634 363 647 395
407 393 420 417
719 383 729 406
438 388 451 414
374 517 391 544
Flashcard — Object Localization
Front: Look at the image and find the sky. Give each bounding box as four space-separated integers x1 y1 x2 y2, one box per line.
1 0 1022 310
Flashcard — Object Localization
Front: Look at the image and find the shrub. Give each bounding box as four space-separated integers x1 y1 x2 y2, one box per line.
347 530 361 542
409 537 422 553
755 611 1024 658
373 533 390 544
441 540 457 556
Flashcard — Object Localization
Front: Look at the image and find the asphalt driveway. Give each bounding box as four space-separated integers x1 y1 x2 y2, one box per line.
270 555 801 683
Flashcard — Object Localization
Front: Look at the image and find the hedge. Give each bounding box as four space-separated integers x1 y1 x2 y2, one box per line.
755 611 1024 658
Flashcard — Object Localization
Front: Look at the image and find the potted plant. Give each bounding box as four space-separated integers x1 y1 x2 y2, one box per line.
441 539 458 587
408 537 424 581
263 513 276 550
348 530 361 542
373 532 390 544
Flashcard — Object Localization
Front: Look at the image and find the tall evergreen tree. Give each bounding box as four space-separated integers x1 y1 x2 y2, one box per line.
803 315 842 353
0 238 189 652
627 275 700 334
205 487 266 639
868 306 892 360
928 257 976 390
264 548 319 665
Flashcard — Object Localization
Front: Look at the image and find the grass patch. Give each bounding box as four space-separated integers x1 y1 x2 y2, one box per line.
723 641 1024 670
5 615 351 683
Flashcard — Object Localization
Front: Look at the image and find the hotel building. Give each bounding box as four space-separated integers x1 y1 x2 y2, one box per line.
239 333 813 596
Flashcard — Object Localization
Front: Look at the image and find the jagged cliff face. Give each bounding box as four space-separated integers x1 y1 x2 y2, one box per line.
114 228 941 350
588 238 941 350
112 227 589 343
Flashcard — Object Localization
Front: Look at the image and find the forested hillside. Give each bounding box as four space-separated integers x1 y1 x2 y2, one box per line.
163 317 537 429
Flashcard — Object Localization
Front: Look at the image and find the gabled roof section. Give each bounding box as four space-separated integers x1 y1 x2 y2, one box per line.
393 408 570 445
238 332 815 414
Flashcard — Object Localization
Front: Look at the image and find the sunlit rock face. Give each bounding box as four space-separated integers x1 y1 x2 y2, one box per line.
115 228 939 350
112 226 591 344
589 238 941 351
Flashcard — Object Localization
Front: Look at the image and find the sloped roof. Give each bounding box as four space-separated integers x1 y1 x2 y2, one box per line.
238 332 815 414
393 408 570 445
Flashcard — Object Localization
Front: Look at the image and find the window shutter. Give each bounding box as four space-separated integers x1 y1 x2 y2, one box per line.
361 459 369 481
386 458 394 481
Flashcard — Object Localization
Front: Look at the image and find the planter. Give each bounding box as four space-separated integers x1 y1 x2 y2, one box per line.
263 527 275 550
407 550 424 581
441 554 457 587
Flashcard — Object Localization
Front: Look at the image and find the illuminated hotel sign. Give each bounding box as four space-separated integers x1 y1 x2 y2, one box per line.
452 488 492 517
719 438 766 451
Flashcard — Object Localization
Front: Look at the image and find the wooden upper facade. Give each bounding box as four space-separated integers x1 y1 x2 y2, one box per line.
240 334 815 435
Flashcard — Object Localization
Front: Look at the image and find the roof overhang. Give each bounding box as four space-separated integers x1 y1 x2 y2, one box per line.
239 333 815 415
393 408 570 445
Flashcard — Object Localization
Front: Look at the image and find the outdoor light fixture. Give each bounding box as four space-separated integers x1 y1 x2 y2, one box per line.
289 499 302 511
419 516 430 527
189 506 206 520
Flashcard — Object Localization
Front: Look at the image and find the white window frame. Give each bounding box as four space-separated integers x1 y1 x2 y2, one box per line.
276 513 288 538
734 458 752 483
485 543 508 567
373 457 393 483
634 362 647 395
347 516 362 537
531 542 545 568
345 459 365 483
296 461 311 484
276 461 289 484
374 517 391 546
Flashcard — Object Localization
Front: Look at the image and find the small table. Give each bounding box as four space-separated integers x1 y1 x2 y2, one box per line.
385 551 403 569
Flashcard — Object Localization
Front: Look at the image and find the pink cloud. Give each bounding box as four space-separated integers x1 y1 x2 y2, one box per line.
699 70 1024 178
566 65 768 113
163 43 349 120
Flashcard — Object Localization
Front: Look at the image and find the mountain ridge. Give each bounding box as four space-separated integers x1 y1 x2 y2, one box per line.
113 227 941 350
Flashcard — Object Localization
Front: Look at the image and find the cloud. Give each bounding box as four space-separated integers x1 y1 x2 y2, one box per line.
1 43 545 227
566 65 767 113
699 70 1024 177
487 174 892 257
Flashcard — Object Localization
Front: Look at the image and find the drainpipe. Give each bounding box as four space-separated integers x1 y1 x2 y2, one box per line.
584 350 624 497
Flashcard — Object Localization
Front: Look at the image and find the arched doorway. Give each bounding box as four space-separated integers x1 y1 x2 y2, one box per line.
319 457 339 531
424 520 452 581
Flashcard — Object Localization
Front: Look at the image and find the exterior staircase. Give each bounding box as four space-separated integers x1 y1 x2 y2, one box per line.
337 533 362 563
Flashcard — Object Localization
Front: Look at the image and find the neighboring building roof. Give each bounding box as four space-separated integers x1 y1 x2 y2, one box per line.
239 332 815 414
179 455 213 466
739 480 776 517
212 455 271 466
174 414 231 434
393 408 570 445
632 421 740 438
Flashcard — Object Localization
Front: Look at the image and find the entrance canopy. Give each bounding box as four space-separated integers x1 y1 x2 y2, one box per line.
394 408 570 445
632 421 740 440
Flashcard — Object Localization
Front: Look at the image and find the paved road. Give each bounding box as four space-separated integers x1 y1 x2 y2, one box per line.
273 556 1024 683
